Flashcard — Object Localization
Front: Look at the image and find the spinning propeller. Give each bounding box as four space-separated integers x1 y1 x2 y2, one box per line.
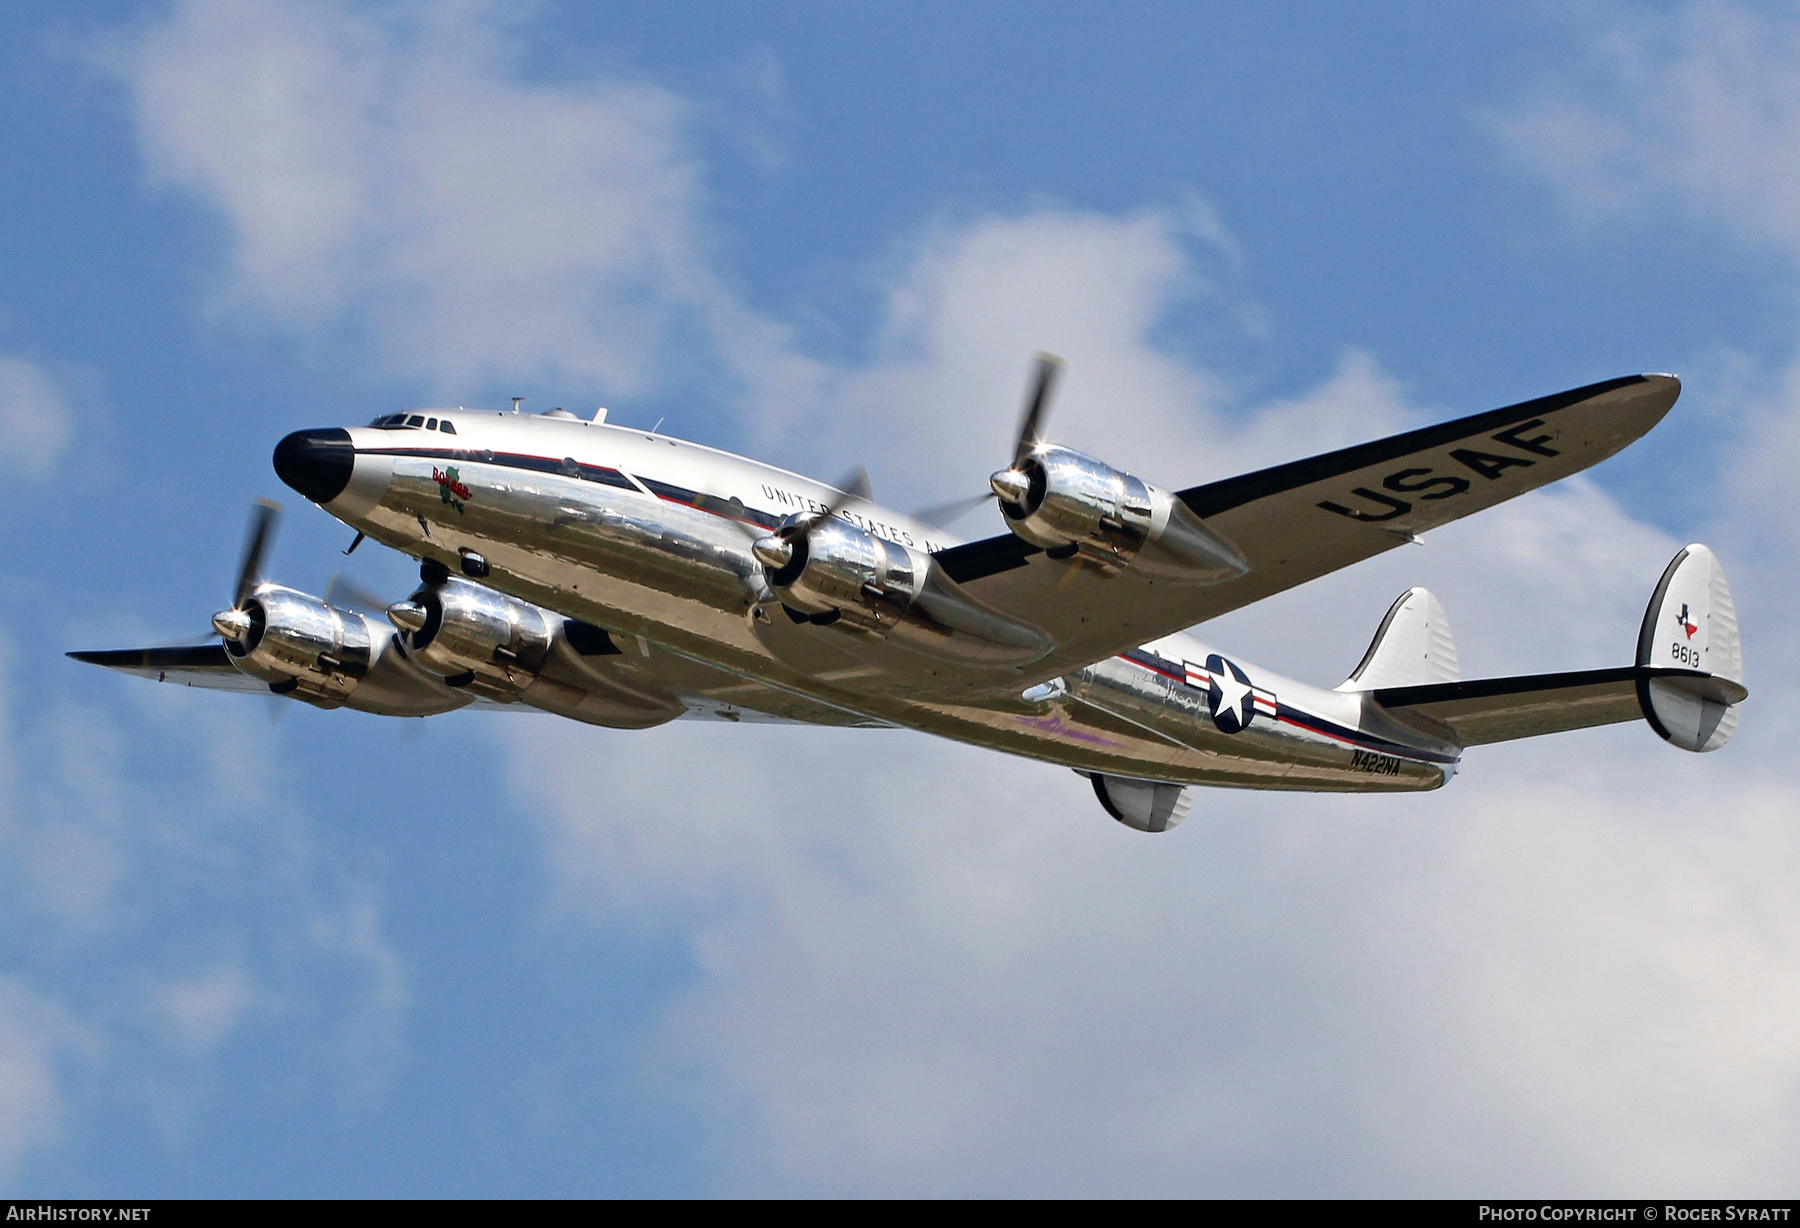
207 500 390 644
210 499 281 644
322 571 390 619
914 352 1064 528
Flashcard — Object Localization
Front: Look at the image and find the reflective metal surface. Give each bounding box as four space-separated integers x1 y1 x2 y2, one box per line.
997 446 1151 562
220 582 468 716
275 410 1466 789
211 608 250 642
994 445 1245 581
404 577 554 699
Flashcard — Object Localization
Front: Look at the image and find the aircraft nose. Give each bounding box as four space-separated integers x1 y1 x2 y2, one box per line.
273 428 354 504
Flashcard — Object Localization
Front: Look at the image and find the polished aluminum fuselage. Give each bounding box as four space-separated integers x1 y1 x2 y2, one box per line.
322 410 1458 791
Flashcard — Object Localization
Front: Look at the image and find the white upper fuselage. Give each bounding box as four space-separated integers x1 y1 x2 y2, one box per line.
317 407 1458 791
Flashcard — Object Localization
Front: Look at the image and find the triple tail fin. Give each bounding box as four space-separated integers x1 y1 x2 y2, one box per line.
1365 544 1746 752
1635 543 1744 752
1336 587 1459 691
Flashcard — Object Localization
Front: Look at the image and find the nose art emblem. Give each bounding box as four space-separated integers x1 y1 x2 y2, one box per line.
433 465 470 513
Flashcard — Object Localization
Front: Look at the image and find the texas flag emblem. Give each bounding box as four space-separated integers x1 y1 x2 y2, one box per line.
1674 602 1698 639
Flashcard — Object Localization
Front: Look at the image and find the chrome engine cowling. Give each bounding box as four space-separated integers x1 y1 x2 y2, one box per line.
991 446 1247 581
763 516 918 624
224 584 369 704
756 516 1050 665
392 578 554 701
222 583 468 714
389 577 686 727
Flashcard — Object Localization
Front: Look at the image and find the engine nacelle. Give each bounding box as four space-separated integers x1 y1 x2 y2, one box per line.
756 516 1050 666
764 515 917 623
990 446 1247 581
393 578 554 701
223 584 468 715
389 577 687 727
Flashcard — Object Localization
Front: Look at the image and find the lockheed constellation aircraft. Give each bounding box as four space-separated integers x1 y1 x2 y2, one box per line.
73 359 1745 832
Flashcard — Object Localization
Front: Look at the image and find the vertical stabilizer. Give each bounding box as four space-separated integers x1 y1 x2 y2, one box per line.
1637 544 1745 752
1337 587 1460 691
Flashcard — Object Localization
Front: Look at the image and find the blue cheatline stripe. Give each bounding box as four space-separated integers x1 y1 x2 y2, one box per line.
635 477 783 529
357 445 790 529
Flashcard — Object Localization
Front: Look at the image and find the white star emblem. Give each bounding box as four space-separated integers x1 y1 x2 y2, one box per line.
1213 669 1254 729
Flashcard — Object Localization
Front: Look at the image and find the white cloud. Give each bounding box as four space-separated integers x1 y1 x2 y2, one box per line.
151 963 262 1055
761 204 1382 518
513 719 1800 1195
1497 4 1800 253
0 623 413 1168
1495 0 1800 714
0 977 90 1190
110 0 805 399
0 355 73 479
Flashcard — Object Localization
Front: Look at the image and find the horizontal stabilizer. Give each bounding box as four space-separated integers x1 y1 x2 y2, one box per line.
1372 665 1742 747
1371 542 1746 751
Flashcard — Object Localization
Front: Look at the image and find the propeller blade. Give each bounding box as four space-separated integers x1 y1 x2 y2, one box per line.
323 572 389 618
912 490 996 529
779 467 871 542
1012 352 1064 467
233 499 282 610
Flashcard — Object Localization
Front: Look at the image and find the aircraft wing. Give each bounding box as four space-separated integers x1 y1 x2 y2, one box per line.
935 374 1679 684
67 643 880 726
67 645 273 694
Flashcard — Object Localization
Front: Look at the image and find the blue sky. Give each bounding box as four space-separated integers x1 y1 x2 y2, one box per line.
2 0 1798 1197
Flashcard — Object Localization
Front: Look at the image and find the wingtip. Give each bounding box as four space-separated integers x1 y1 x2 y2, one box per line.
1641 372 1683 414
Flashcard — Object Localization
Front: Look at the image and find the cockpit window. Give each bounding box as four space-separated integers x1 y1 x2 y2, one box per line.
369 412 453 430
